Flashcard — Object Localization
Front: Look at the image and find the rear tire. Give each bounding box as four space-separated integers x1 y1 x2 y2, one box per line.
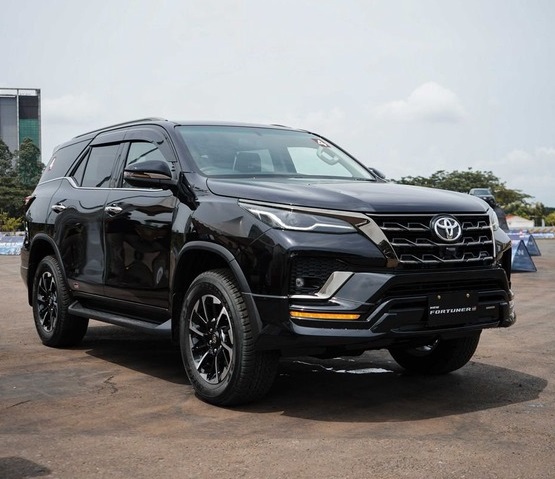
389 333 481 374
180 269 279 406
32 256 89 347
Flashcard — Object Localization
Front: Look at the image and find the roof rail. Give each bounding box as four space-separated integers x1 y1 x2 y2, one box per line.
73 117 167 138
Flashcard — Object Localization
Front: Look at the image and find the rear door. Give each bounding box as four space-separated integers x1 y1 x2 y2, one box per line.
51 131 125 296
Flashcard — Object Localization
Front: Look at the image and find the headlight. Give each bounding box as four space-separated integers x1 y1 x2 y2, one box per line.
240 203 355 233
487 207 499 231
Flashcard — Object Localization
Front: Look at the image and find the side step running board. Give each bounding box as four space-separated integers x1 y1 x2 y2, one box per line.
68 301 172 336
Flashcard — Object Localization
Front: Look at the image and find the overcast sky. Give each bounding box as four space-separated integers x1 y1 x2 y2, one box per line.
2 0 554 205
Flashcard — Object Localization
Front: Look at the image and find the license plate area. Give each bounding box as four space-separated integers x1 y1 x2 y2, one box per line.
428 291 478 325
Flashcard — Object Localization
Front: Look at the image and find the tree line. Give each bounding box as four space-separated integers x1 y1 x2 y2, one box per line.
396 168 555 227
0 138 43 232
1 139 554 231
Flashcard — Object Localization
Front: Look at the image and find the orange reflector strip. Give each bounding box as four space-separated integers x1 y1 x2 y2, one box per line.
290 311 360 320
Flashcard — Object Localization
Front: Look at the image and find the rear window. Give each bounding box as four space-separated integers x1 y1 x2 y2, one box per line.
40 139 91 183
73 144 120 188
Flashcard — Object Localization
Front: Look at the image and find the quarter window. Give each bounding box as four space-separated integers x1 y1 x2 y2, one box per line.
40 139 90 183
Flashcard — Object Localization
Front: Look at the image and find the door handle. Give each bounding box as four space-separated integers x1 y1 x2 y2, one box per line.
51 203 67 213
104 205 123 216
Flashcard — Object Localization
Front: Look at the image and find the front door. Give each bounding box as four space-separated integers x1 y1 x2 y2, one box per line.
103 138 177 311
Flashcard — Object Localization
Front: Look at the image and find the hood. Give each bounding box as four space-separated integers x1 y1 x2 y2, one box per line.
206 178 488 214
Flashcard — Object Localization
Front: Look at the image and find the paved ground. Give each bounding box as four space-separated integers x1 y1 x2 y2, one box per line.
1 242 554 479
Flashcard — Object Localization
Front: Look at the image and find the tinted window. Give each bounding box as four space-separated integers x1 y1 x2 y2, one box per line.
127 142 166 165
40 139 90 183
121 141 174 187
76 144 120 188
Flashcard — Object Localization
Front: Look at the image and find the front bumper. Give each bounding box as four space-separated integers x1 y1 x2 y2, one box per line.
251 268 515 352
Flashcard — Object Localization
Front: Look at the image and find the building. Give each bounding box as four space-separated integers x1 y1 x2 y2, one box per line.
506 214 535 231
0 88 41 159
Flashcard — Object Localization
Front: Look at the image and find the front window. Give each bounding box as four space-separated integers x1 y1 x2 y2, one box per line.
120 141 174 187
177 126 374 180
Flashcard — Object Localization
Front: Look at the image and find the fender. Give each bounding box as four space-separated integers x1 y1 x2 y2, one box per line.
25 233 66 304
172 240 263 337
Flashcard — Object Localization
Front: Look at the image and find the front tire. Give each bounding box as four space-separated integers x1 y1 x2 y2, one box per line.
389 333 481 374
32 256 89 347
180 269 279 406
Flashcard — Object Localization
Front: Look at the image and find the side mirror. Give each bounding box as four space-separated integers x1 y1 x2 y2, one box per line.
368 167 388 181
123 160 175 189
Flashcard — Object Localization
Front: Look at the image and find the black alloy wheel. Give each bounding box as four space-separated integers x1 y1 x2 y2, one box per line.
32 256 88 347
180 269 279 406
188 292 235 384
388 333 481 374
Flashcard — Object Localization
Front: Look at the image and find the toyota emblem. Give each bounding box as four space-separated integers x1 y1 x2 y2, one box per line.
431 216 462 242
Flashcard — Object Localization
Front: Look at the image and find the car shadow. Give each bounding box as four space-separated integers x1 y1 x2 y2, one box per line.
81 325 547 423
0 457 51 479
245 354 547 422
81 324 186 385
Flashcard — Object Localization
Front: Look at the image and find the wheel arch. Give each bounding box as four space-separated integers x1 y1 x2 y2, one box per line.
170 241 262 342
26 234 65 305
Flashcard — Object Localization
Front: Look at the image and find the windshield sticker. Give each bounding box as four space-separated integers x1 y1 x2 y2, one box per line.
312 138 330 148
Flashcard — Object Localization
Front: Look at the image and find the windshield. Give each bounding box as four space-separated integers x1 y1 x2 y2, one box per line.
177 125 374 180
470 188 492 195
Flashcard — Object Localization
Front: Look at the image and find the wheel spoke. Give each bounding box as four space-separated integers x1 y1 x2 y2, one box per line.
216 348 231 377
41 310 50 329
221 341 233 356
36 271 58 333
203 295 221 323
189 322 205 338
195 350 212 373
38 302 48 317
213 354 220 382
192 302 209 327
187 293 234 385
214 307 227 329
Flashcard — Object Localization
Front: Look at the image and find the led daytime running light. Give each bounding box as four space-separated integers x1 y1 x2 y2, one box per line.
290 311 360 320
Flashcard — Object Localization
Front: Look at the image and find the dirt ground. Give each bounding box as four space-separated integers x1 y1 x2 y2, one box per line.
1 241 554 479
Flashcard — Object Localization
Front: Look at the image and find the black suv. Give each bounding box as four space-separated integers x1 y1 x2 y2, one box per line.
21 119 516 405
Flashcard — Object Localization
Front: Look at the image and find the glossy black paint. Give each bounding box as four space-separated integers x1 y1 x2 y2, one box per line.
206 178 489 214
21 119 515 356
103 187 175 307
50 179 108 295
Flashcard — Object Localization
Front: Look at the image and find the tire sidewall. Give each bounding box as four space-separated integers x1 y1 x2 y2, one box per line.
33 256 61 344
180 272 247 402
32 255 88 347
389 333 481 374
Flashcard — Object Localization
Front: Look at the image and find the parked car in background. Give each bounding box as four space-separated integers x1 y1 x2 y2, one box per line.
469 187 496 204
468 188 509 232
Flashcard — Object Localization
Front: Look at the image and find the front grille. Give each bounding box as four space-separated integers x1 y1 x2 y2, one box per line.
369 213 494 269
289 214 496 294
382 277 505 299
